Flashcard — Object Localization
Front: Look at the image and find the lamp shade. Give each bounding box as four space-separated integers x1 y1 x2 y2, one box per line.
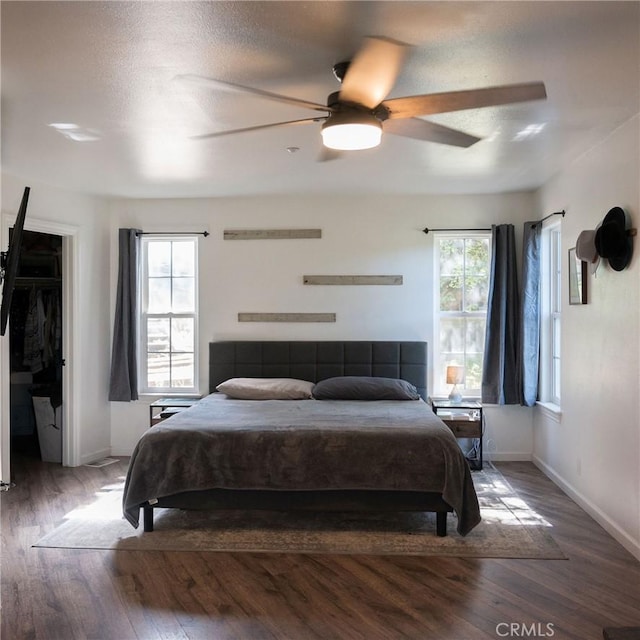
446 365 465 385
321 111 382 150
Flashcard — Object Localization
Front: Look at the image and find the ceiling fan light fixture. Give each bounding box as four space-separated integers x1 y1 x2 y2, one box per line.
321 112 382 150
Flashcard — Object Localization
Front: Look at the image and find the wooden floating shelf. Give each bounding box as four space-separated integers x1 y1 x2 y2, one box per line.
303 275 403 285
238 312 336 323
224 229 322 240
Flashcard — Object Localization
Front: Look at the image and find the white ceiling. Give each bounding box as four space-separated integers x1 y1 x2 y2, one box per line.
1 1 639 199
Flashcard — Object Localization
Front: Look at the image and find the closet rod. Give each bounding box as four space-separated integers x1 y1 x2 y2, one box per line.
14 277 62 288
135 231 209 237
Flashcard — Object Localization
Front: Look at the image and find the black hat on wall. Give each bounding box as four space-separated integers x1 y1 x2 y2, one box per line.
595 206 633 271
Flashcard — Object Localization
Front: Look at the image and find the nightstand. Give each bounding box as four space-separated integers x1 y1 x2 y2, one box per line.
430 398 483 470
149 397 201 427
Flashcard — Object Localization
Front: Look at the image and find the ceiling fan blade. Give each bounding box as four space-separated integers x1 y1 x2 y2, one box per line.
338 36 408 109
191 117 325 140
383 82 547 119
175 74 332 114
383 118 481 148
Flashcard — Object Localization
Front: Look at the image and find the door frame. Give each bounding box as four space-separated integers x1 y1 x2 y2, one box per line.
1 215 79 482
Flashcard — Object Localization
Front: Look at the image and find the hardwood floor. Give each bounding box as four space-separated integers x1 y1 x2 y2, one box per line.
2 456 639 640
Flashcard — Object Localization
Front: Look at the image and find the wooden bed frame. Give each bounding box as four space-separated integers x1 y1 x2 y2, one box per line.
142 340 454 536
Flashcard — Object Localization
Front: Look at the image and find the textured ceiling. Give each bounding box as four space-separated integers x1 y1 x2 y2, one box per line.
1 1 639 199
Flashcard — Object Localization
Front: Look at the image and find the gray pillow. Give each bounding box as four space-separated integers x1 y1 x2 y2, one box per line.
216 378 314 400
312 376 420 401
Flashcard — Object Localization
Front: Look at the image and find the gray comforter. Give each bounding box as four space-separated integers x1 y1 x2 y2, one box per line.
123 395 481 535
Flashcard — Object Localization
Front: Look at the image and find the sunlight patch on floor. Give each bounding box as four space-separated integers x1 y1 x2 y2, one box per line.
474 468 552 527
63 479 126 521
61 469 552 529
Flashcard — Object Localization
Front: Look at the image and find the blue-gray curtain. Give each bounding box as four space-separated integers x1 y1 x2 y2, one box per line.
108 229 140 401
481 224 520 404
520 222 542 406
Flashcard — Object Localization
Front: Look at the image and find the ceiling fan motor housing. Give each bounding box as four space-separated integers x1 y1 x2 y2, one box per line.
322 109 382 129
326 91 389 119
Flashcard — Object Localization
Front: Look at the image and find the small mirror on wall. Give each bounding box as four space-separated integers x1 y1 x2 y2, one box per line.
568 247 588 304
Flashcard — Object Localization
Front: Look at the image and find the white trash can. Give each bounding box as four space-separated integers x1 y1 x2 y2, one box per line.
32 396 62 463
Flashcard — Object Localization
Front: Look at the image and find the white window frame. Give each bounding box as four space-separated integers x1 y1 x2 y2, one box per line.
138 235 199 395
539 223 562 407
433 232 492 398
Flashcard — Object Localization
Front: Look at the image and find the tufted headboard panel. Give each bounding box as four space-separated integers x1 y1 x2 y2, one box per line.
209 341 428 400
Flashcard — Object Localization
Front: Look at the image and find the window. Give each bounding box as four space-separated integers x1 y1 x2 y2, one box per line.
434 234 491 397
539 224 561 405
139 236 198 394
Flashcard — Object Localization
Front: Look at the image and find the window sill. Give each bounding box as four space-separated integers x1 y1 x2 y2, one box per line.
535 401 562 423
140 392 202 399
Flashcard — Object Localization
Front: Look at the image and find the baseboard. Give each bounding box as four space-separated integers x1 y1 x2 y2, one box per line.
532 455 640 561
80 447 112 466
487 452 532 462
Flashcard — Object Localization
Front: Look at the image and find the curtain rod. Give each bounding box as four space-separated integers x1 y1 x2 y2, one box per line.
422 227 490 234
135 231 209 237
422 211 565 234
530 210 565 227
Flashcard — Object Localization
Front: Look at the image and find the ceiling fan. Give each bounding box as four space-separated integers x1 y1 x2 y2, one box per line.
179 36 547 153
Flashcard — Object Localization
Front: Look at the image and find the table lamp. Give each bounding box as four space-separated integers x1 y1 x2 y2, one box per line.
446 365 465 402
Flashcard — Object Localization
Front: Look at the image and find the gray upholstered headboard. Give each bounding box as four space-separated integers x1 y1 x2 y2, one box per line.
209 341 428 400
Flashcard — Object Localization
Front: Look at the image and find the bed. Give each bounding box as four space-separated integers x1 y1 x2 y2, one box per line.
122 341 481 537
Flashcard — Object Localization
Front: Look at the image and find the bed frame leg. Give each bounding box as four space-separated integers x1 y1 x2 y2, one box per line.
143 505 154 532
436 511 447 537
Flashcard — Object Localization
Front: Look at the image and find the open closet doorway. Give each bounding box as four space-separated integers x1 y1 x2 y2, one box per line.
9 230 63 465
1 216 78 485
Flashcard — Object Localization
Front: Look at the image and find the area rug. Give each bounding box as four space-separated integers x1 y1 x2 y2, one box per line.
33 467 566 558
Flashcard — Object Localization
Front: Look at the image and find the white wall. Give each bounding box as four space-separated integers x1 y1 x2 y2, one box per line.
0 173 112 474
534 115 640 559
109 192 537 457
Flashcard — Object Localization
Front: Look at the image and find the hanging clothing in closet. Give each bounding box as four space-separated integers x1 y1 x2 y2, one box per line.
22 287 61 374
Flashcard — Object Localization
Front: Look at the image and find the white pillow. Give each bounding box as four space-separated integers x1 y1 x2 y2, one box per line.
216 377 314 400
